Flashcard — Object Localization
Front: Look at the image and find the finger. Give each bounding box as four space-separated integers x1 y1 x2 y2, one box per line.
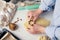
32 24 41 34
28 13 31 18
28 13 33 21
27 25 41 34
27 28 36 34
33 24 41 27
27 29 34 34
33 17 37 22
26 25 33 30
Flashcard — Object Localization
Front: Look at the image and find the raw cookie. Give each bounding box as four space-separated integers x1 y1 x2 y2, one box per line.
39 36 51 40
24 18 50 29
24 21 29 29
36 18 50 27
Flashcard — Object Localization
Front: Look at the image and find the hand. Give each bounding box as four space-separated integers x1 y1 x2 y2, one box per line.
27 9 43 22
27 24 45 34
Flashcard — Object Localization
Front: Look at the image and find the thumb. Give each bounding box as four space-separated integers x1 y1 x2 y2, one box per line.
28 15 32 21
33 17 37 22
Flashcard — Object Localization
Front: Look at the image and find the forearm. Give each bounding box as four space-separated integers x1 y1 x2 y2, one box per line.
35 0 56 15
35 9 43 14
39 0 56 11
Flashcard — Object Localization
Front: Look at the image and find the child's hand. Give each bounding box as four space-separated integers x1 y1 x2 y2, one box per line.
27 24 45 34
27 9 43 22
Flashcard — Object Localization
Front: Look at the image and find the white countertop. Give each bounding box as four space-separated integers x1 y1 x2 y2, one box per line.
1 10 53 40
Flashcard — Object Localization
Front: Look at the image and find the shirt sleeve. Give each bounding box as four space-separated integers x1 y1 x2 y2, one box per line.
55 27 60 40
45 26 60 40
45 25 57 38
39 0 56 11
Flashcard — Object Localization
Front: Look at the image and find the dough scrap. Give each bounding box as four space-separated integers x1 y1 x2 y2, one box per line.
24 21 29 29
36 18 50 27
39 36 51 40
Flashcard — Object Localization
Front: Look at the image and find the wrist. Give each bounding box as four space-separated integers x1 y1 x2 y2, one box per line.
36 9 43 14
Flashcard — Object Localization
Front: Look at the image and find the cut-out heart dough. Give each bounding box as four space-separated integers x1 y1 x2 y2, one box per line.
39 36 51 40
24 18 50 29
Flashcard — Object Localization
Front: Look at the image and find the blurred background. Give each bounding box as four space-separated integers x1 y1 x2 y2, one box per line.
3 0 41 4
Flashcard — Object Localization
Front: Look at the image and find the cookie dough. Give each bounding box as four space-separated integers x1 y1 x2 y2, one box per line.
24 21 29 29
29 20 35 26
24 18 50 29
36 18 50 27
39 36 51 40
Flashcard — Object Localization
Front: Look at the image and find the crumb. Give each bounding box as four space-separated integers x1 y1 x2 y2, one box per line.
20 19 22 21
14 19 19 23
17 18 19 19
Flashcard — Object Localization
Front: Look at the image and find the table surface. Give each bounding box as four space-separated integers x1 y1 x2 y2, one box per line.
1 10 53 40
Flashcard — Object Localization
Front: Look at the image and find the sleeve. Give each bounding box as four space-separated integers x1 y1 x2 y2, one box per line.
55 27 60 40
39 0 56 11
45 25 60 40
45 25 57 38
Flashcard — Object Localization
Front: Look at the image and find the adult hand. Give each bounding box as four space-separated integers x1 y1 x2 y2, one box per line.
27 24 45 34
27 9 43 22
